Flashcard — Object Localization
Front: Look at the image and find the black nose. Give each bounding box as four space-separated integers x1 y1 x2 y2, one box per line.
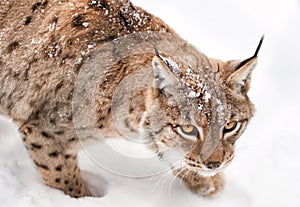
206 161 222 169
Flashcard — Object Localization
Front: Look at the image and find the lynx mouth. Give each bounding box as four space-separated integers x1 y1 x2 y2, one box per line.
185 163 224 177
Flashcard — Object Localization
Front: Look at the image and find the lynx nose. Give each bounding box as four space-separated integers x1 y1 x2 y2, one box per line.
205 161 222 170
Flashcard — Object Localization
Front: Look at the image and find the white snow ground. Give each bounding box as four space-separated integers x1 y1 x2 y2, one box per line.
1 0 300 206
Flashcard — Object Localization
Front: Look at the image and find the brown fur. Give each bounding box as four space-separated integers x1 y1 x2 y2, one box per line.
0 0 259 198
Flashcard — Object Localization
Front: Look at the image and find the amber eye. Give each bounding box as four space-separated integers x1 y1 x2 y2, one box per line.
223 121 238 133
180 125 198 136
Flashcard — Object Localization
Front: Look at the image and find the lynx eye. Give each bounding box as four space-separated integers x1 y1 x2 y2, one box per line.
223 121 238 133
179 125 198 136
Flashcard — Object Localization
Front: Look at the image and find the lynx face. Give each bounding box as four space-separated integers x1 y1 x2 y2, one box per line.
142 42 261 175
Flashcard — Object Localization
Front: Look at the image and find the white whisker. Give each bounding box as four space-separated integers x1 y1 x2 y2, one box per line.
167 166 187 197
151 168 173 192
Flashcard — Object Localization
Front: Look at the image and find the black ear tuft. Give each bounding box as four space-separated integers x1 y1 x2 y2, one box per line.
254 35 264 57
236 35 264 69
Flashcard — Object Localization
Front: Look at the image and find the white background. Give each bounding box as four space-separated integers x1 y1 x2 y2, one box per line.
1 0 300 206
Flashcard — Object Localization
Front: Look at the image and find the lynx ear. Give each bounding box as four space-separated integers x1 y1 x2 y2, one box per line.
227 36 264 95
152 55 179 89
226 57 257 94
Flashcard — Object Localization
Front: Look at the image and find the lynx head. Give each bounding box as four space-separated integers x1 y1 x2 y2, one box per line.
142 37 263 175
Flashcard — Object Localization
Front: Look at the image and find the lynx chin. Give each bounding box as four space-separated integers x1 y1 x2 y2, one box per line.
0 0 263 198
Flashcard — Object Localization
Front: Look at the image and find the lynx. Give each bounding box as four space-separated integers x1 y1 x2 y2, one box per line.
0 0 262 198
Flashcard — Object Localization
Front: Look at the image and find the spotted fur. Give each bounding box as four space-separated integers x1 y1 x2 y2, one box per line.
0 0 260 198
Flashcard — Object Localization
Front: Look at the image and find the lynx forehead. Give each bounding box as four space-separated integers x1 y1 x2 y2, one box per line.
154 52 233 128
0 0 262 198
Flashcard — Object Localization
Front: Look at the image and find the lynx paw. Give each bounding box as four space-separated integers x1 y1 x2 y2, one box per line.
178 170 224 197
187 176 223 197
47 177 92 198
67 184 92 198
